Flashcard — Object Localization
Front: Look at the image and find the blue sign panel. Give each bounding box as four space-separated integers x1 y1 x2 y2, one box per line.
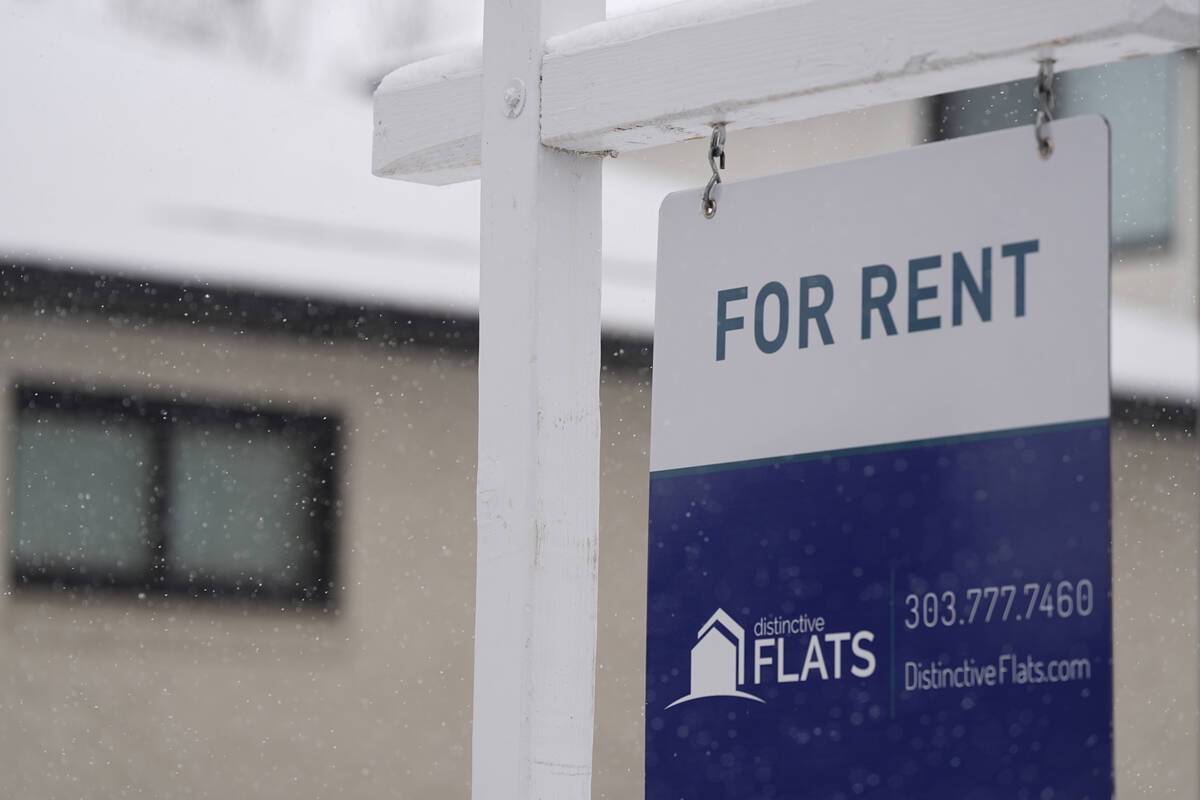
648 118 1111 799
646 421 1111 798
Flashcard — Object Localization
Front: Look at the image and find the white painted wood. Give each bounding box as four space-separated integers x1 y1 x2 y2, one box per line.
471 0 603 799
372 0 1199 183
543 0 1198 153
373 50 481 186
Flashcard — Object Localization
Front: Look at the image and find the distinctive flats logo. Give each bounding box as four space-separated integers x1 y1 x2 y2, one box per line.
667 608 877 709
667 608 764 708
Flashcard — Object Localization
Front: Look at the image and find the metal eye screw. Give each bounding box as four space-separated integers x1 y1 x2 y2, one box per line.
701 123 727 219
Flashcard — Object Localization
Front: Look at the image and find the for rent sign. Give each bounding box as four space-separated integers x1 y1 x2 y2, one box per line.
647 116 1112 799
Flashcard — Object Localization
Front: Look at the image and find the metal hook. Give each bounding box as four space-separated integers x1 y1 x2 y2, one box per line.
1034 58 1055 159
702 123 727 219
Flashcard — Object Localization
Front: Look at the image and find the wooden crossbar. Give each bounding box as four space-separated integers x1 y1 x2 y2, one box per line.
374 0 1199 185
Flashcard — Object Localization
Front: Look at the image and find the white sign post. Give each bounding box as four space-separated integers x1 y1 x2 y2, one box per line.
473 1 604 799
371 2 1198 798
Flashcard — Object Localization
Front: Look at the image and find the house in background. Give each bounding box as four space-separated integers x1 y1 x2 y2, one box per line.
1 2 1197 797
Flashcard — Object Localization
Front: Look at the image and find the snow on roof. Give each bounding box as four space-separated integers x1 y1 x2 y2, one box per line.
0 2 662 336
0 2 1193 401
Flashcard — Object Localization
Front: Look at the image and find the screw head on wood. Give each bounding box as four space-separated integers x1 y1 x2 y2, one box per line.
502 78 526 118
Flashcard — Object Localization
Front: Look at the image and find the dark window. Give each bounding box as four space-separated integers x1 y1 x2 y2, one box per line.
11 385 340 606
933 51 1180 249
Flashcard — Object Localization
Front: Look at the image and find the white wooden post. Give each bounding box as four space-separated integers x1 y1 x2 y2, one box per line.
472 0 604 798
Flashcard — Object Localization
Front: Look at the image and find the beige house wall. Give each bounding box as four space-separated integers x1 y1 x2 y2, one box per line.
1112 421 1199 795
0 309 1195 797
0 312 485 798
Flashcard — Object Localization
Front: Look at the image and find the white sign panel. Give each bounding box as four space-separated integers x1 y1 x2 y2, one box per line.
646 116 1111 800
651 115 1109 474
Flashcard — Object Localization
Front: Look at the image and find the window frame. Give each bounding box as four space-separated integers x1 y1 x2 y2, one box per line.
10 383 341 608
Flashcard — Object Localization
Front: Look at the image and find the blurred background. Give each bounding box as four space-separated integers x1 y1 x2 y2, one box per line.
0 1 1196 797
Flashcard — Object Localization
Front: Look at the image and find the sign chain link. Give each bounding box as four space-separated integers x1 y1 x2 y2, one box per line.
1035 58 1056 159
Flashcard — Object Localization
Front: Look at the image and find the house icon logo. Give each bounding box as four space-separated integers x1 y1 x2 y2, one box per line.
666 608 765 708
